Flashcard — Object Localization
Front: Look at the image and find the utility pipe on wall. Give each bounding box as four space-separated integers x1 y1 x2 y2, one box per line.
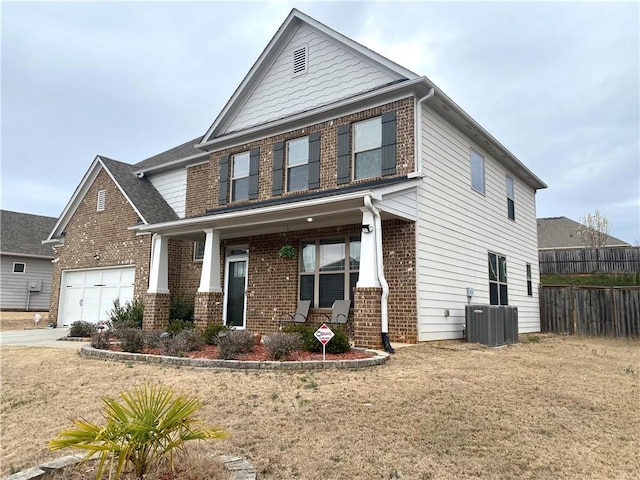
409 87 435 178
364 195 394 353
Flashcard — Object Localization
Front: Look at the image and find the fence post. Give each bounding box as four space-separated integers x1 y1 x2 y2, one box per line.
569 284 576 335
610 287 617 338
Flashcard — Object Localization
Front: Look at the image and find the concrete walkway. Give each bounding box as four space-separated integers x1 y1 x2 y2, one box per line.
0 328 78 348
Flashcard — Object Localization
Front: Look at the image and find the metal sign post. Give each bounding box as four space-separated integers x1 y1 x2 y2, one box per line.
314 323 335 361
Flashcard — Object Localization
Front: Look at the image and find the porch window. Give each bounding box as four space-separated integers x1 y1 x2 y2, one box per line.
231 151 250 201
194 241 205 261
488 252 508 305
353 117 382 180
299 236 360 308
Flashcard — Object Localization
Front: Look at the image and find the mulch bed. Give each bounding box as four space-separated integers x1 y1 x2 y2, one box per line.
107 343 374 361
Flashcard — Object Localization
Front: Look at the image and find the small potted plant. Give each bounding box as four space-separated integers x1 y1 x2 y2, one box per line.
278 244 297 259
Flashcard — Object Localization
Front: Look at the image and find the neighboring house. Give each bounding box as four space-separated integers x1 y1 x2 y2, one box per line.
44 9 547 347
1 210 57 311
537 217 630 250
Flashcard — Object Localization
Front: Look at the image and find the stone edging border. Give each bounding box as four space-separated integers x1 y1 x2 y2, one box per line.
79 345 389 370
3 454 257 480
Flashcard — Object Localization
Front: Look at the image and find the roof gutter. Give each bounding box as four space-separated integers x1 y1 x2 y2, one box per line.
134 151 210 176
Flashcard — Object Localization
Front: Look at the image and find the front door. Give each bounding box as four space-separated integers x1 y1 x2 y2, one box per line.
223 255 248 329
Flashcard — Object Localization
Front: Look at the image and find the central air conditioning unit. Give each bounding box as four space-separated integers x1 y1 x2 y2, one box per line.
465 305 518 347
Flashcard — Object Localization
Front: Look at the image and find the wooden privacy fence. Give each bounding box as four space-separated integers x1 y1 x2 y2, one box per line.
539 247 640 275
540 286 640 338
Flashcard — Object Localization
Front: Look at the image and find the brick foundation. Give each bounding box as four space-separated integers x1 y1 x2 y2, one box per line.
194 291 224 329
353 287 383 349
143 293 170 330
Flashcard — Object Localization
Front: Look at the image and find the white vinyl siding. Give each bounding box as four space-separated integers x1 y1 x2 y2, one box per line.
415 104 541 341
148 169 187 218
225 25 399 133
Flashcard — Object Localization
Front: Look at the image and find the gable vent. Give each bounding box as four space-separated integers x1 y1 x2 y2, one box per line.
292 46 307 76
97 189 106 212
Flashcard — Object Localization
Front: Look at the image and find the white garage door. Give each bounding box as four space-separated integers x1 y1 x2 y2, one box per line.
59 267 135 327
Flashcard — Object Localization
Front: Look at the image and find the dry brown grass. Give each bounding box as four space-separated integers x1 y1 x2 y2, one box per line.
1 334 639 479
0 311 50 331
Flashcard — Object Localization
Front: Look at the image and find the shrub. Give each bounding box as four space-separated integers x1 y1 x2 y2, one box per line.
108 298 144 330
166 318 195 336
264 332 303 360
169 292 194 322
142 329 167 350
69 320 97 338
91 329 112 350
282 324 351 354
217 330 255 360
203 323 229 345
118 327 145 353
160 329 204 357
49 383 228 480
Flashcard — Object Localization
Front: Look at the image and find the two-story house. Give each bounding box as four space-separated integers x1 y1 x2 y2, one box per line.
44 9 546 349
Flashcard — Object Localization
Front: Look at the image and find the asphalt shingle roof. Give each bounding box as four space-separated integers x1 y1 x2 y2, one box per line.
99 157 178 225
134 136 205 171
1 210 58 257
537 216 630 249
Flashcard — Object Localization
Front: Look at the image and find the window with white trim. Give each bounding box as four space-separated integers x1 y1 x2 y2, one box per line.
231 152 250 201
97 189 106 211
353 117 382 180
13 262 26 274
488 252 508 305
506 175 515 220
287 136 309 192
471 149 485 194
194 241 205 261
526 263 533 296
299 236 360 308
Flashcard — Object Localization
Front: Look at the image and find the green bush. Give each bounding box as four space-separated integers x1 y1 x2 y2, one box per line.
169 292 194 322
49 383 228 480
282 324 351 354
69 321 97 338
166 318 194 336
217 330 255 360
160 329 204 357
118 327 145 353
203 323 229 345
264 332 303 360
108 299 144 330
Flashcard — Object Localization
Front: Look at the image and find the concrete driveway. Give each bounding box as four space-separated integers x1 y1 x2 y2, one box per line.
0 328 82 348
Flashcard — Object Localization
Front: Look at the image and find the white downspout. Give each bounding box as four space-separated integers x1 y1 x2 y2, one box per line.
364 195 393 351
408 87 435 178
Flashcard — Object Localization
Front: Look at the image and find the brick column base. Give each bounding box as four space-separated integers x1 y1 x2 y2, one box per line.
194 292 224 330
143 293 170 330
353 287 383 349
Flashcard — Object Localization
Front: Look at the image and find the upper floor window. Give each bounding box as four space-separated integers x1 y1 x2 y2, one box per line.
526 263 533 296
488 252 508 305
97 189 106 211
353 117 382 180
506 176 515 220
231 152 250 202
13 262 26 274
471 149 485 194
287 136 309 192
299 236 360 308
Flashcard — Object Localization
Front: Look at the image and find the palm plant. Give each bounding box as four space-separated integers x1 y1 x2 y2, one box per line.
49 384 228 480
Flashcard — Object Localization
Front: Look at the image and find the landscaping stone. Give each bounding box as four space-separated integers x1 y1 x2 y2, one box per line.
3 467 45 480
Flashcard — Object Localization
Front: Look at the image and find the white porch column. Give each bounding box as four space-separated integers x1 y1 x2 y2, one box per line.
147 234 169 294
198 228 222 293
356 209 381 288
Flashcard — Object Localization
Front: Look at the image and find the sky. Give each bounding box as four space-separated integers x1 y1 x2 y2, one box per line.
2 0 639 244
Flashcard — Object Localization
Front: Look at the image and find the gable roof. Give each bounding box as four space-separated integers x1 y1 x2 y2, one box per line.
537 216 630 249
134 136 206 173
46 156 177 242
1 210 57 258
197 8 417 147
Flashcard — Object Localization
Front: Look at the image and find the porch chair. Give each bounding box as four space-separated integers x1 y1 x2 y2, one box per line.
278 300 311 329
323 299 352 337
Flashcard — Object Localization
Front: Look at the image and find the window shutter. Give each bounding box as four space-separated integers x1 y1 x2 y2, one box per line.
218 155 229 205
381 111 397 176
272 141 284 196
249 147 260 200
308 131 321 189
337 124 351 184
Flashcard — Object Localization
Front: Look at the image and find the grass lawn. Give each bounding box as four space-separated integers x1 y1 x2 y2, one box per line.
0 311 50 331
1 334 639 479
